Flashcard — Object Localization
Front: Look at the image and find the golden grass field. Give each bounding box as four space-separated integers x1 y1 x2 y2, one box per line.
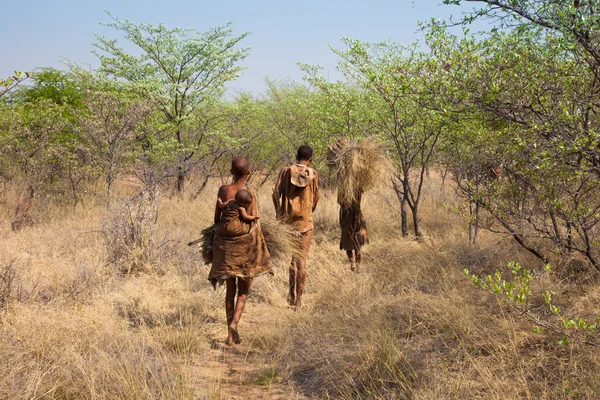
1 174 600 399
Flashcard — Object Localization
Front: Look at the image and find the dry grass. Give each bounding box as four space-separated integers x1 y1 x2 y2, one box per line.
197 218 299 266
326 136 392 206
0 174 599 399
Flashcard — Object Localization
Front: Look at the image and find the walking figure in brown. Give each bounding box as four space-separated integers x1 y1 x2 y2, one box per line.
339 188 368 272
207 157 272 346
273 145 320 309
327 137 391 271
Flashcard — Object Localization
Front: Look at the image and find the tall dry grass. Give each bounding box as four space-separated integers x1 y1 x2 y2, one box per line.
0 173 599 399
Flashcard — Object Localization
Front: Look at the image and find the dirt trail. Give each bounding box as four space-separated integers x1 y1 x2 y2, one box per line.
193 303 305 400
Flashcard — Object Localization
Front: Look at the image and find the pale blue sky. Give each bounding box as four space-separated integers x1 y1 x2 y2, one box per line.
2 0 481 94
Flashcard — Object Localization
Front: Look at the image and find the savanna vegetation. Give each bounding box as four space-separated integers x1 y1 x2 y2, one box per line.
3 1 600 398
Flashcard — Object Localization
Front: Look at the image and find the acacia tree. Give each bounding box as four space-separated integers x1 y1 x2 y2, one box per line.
429 1 600 269
9 69 91 206
93 13 250 191
78 91 151 204
0 101 74 206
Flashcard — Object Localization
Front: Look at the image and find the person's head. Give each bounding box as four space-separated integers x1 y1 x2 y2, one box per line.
296 145 313 165
231 157 250 179
235 189 253 209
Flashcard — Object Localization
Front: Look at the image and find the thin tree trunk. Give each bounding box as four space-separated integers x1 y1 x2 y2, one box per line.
176 126 185 192
191 174 211 199
412 203 421 238
566 221 573 253
468 200 474 243
473 201 480 244
402 176 412 237
177 167 185 192
392 179 408 237
401 196 408 237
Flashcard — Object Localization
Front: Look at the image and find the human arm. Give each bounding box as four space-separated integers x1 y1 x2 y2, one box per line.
312 170 320 211
217 197 229 209
214 187 226 224
239 206 259 222
272 167 286 212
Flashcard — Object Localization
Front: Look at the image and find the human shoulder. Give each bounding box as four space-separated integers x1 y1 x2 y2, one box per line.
217 184 232 200
217 184 228 194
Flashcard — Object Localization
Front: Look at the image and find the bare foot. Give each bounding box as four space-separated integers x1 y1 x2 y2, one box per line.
225 328 235 346
287 294 296 307
228 323 241 344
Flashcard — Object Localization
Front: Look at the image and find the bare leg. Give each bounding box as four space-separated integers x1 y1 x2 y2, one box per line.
355 248 361 272
288 259 297 306
295 230 312 308
346 250 356 271
225 278 237 345
229 277 252 345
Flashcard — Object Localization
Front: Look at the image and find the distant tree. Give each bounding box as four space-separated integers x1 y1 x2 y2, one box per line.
0 101 72 201
0 71 29 98
14 68 83 109
93 13 250 191
77 91 151 204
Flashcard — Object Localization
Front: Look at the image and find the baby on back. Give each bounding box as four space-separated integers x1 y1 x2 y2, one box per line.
216 189 260 237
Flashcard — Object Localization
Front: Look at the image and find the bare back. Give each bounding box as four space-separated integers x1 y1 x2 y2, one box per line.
214 180 249 224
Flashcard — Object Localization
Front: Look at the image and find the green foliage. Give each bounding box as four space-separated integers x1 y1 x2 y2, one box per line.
93 12 251 190
0 99 91 202
0 71 29 98
466 262 600 347
14 68 83 109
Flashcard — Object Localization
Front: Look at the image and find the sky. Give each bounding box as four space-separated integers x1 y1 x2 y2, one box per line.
1 0 482 95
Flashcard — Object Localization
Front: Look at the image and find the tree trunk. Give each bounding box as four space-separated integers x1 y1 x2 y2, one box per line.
566 221 573 253
402 176 415 237
176 126 185 192
191 174 211 199
468 201 474 243
412 203 421 238
400 198 408 237
473 201 480 244
392 178 408 237
177 167 185 192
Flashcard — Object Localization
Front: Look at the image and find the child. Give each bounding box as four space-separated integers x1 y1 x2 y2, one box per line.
216 189 260 237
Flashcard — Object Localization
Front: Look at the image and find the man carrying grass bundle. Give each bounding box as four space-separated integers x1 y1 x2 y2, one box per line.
274 145 320 309
208 157 272 346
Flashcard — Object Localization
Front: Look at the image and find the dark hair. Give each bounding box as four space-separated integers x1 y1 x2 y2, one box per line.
296 145 313 161
231 157 250 178
235 189 253 205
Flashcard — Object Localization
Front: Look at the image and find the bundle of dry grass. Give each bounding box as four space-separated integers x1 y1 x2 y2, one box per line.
199 225 216 264
196 218 299 265
259 218 300 262
326 136 392 206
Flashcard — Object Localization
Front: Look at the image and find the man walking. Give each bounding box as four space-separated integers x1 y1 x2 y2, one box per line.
274 146 319 308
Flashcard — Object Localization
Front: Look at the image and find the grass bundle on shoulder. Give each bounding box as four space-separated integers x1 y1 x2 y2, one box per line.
327 136 392 206
200 225 216 264
259 218 301 262
197 218 299 265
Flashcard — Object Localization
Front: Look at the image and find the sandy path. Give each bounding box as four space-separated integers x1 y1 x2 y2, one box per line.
192 303 306 399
